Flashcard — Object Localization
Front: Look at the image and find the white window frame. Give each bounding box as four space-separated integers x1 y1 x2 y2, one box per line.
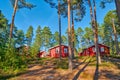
101 47 104 52
87 50 89 54
55 48 59 54
92 47 96 52
64 48 68 53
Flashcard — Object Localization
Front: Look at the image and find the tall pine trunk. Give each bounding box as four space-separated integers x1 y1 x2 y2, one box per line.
67 0 72 72
71 9 75 59
9 0 18 39
88 0 101 65
115 0 120 22
58 0 62 60
112 19 120 54
93 0 101 64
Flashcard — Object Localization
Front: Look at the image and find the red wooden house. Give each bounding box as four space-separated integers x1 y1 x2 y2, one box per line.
38 51 46 58
49 45 68 58
79 44 110 56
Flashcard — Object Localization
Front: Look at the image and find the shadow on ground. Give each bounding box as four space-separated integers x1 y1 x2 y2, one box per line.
100 70 120 80
72 60 91 80
73 57 87 69
1 57 99 80
0 70 28 80
93 63 99 80
102 57 120 69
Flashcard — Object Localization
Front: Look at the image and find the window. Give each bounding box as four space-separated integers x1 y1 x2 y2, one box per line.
101 47 104 52
55 48 59 53
64 48 68 53
92 47 96 52
87 50 89 54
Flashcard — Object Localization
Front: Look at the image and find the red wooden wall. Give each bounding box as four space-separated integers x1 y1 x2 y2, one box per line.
49 45 68 58
79 44 110 56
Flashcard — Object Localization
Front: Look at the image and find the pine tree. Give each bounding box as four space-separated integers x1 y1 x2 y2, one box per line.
53 31 59 45
67 0 72 72
100 0 120 21
9 0 35 39
31 26 42 58
26 25 33 46
104 10 120 54
15 30 25 47
42 26 52 51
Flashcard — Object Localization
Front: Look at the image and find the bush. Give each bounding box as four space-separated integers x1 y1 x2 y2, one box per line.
0 41 27 75
109 55 120 59
56 59 68 69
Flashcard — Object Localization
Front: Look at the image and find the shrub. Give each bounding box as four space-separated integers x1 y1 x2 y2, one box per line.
0 40 27 75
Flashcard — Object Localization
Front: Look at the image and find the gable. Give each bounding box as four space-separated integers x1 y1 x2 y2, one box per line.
49 45 68 50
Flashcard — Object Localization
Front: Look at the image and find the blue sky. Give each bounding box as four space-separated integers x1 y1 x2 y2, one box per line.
0 0 116 35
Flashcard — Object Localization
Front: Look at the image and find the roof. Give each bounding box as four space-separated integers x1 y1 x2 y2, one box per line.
80 43 110 53
16 45 29 49
49 44 68 50
87 43 109 49
39 51 46 53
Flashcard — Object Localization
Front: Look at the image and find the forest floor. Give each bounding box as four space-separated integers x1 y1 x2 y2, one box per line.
3 56 120 80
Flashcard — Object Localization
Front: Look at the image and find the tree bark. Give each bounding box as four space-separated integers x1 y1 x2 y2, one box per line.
115 0 120 22
112 19 120 54
68 0 72 72
58 0 62 60
88 0 101 65
71 8 75 59
9 0 18 39
93 0 101 64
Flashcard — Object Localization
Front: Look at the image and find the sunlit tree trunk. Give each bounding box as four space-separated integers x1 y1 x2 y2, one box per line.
93 0 101 64
88 0 101 65
114 0 120 54
71 8 75 59
58 0 62 60
68 0 72 72
112 19 120 54
115 0 120 22
10 0 18 39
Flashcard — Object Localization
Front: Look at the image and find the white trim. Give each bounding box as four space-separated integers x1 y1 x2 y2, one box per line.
64 48 68 53
92 47 96 52
101 47 104 52
55 48 59 54
49 44 68 50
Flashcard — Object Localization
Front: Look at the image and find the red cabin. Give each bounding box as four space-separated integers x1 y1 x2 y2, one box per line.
79 44 110 56
49 45 68 58
38 51 46 58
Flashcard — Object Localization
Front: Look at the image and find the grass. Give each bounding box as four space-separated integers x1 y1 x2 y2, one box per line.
38 57 52 61
99 62 115 67
0 68 27 80
109 55 120 59
56 59 68 69
1 56 119 80
81 71 92 79
0 57 53 80
28 57 69 69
